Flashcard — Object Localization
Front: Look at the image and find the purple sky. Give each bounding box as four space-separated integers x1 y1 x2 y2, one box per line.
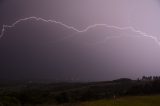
0 0 160 82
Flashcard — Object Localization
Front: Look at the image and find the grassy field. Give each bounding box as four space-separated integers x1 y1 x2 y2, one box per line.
58 95 160 106
1 80 160 106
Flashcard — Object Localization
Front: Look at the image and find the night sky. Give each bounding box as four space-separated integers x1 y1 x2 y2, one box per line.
1 0 160 82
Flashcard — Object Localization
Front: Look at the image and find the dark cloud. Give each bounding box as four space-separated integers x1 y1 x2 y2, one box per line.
1 19 160 82
1 0 160 82
0 0 4 3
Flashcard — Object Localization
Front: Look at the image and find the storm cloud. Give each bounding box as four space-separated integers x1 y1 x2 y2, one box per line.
1 0 160 82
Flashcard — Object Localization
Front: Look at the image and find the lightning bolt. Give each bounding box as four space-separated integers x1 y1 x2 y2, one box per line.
0 16 160 46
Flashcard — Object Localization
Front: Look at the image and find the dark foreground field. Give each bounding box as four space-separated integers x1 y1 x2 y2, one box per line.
5 95 160 106
59 95 160 106
1 77 160 105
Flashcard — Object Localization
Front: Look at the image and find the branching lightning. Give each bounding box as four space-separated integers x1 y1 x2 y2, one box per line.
0 16 160 46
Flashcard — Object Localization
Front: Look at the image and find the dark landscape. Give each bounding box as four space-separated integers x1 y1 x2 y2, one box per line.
1 76 160 105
